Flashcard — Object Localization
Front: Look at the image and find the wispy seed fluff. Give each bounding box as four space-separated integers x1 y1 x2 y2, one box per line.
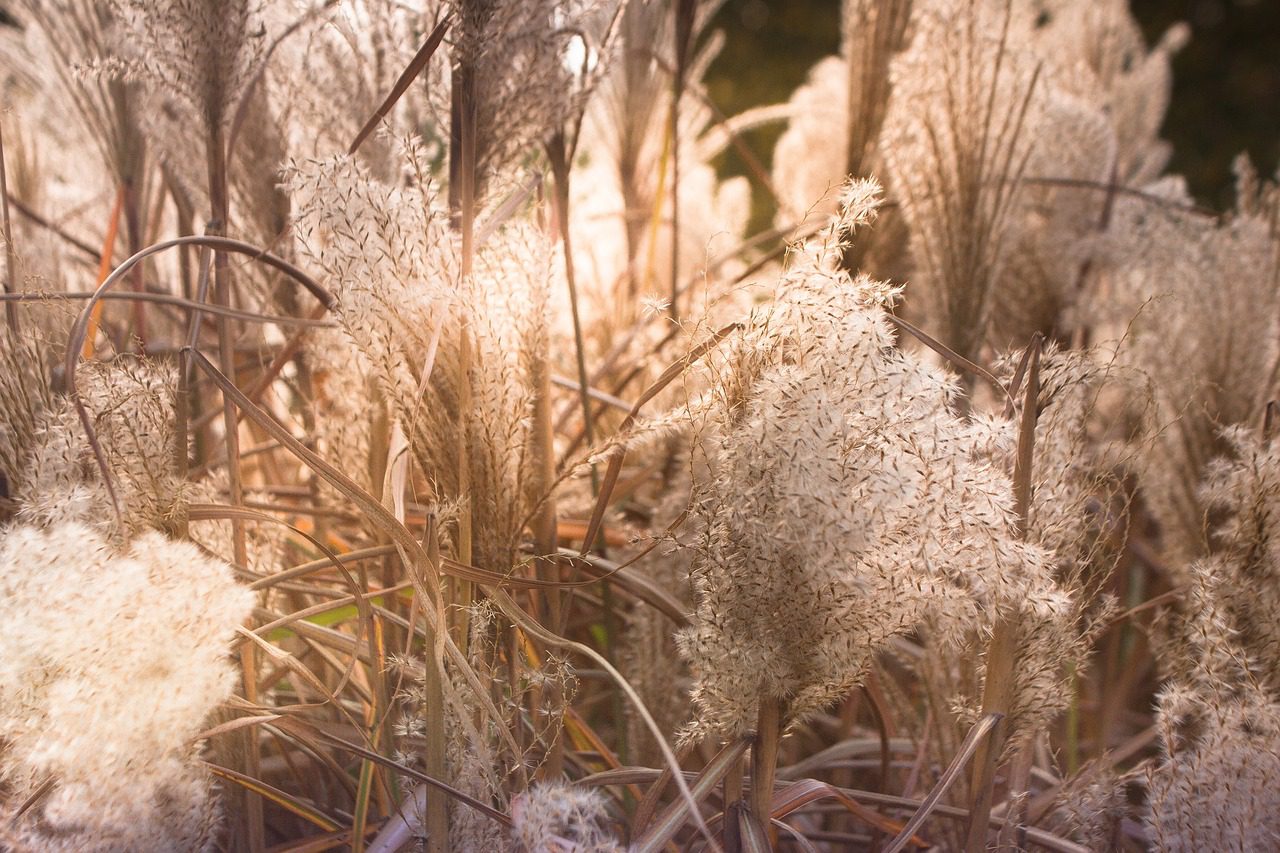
677 180 1062 742
0 522 254 851
1143 556 1280 852
510 782 626 853
880 0 1045 362
998 344 1135 589
447 0 618 197
1197 427 1280 690
1111 181 1280 568
1139 419 1280 850
99 0 267 210
290 138 552 572
1144 675 1280 853
15 357 181 538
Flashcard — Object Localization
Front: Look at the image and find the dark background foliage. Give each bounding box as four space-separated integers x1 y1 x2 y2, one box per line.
706 0 1280 214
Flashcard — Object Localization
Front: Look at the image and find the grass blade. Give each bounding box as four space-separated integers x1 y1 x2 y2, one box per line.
349 14 452 155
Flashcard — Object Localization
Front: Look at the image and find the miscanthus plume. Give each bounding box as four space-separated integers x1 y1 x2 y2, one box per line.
510 781 626 853
677 180 1068 743
290 135 552 572
1144 558 1280 851
772 0 1185 350
1111 176 1280 568
1136 425 1280 848
0 522 254 851
14 357 181 538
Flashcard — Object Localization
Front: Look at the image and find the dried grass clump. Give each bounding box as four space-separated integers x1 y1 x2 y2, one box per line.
0 521 253 851
572 0 751 325
1137 422 1280 849
771 0 910 225
880 0 1046 363
105 0 265 199
1199 429 1280 688
0 332 53 505
1145 674 1280 852
1005 345 1137 588
1043 760 1131 849
446 0 613 196
774 0 1185 348
291 139 552 570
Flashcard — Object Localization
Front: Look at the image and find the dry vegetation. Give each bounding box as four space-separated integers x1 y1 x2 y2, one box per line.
0 0 1277 850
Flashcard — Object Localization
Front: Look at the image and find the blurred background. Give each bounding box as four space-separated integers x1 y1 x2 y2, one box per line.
706 0 1280 215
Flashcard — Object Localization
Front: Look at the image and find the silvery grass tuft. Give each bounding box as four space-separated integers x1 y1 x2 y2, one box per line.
1135 422 1280 847
773 0 1185 350
1144 558 1280 851
509 781 626 852
290 135 552 574
104 0 265 202
677 180 1070 745
15 357 179 537
0 522 253 851
569 0 751 326
1112 179 1280 570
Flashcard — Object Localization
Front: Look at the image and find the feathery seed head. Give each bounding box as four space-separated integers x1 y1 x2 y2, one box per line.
678 185 1058 742
510 782 626 853
0 522 254 850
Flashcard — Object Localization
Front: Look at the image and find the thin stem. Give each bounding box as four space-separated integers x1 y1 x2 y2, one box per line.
449 44 477 646
549 128 606 764
0 122 18 334
207 103 261 850
964 335 1041 853
668 0 696 322
422 513 450 852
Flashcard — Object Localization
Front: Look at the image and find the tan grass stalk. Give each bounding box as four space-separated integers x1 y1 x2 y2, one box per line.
422 513 451 852
668 0 695 320
749 695 782 831
964 334 1041 853
448 15 478 644
0 122 17 334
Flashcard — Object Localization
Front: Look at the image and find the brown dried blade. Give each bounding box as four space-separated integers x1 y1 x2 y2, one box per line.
349 14 452 155
883 713 1003 853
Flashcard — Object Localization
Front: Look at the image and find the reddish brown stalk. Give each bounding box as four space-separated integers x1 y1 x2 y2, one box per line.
349 14 451 156
81 187 124 360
